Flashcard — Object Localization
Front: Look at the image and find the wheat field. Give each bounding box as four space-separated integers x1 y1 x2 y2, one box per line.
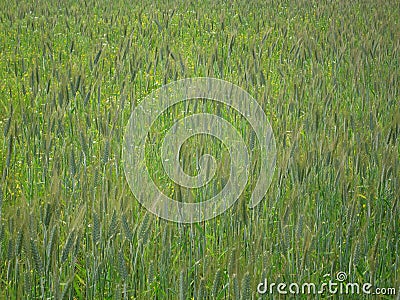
0 0 399 299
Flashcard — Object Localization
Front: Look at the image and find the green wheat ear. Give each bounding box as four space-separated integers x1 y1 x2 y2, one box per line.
147 259 155 285
118 250 129 281
241 272 251 300
232 274 240 300
212 268 222 298
30 238 43 275
7 238 14 261
46 226 57 269
24 270 31 298
69 149 76 177
107 209 118 239
121 213 133 242
138 213 151 246
16 230 23 257
196 277 205 299
61 229 75 264
102 139 110 164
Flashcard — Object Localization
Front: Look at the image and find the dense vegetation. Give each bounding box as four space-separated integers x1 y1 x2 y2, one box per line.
0 0 399 298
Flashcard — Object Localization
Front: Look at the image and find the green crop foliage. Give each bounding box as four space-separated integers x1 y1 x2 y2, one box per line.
0 0 398 299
